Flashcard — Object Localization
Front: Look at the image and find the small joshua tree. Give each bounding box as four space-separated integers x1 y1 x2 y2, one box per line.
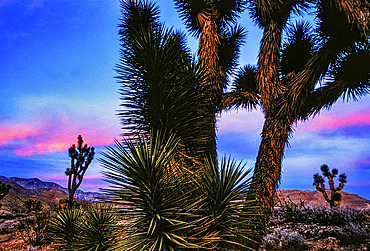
0 181 11 208
65 135 94 205
313 164 347 208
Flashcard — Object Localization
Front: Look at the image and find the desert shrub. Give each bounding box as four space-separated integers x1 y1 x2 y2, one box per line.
332 222 370 246
24 199 43 213
274 204 369 227
46 205 118 251
275 197 312 224
22 209 52 247
46 207 83 250
263 229 307 250
74 205 119 251
313 208 369 227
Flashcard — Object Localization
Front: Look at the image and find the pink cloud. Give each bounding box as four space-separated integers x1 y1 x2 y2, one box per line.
298 110 370 133
81 174 104 180
0 125 41 145
1 111 121 156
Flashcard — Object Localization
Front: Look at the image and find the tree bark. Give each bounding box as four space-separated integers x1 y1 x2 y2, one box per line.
248 115 291 248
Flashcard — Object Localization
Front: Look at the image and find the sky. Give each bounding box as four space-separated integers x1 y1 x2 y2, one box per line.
0 0 369 200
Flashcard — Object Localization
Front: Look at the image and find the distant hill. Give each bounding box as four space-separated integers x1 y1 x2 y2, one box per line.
0 176 102 204
277 189 370 209
0 176 64 190
1 176 369 213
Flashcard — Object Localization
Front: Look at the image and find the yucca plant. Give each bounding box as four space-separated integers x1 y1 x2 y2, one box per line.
46 208 84 251
222 1 369 245
75 205 119 251
101 130 262 250
46 205 119 251
101 131 204 250
199 156 262 250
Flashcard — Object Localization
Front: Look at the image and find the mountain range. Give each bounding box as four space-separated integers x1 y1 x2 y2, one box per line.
0 176 101 204
0 176 369 213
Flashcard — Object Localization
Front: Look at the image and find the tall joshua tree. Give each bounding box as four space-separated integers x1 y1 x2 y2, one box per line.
174 0 246 160
313 164 347 208
223 0 369 239
111 1 263 249
65 135 94 204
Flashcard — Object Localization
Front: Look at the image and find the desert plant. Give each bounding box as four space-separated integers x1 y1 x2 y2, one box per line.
222 1 369 245
22 209 52 247
24 198 43 213
65 135 95 205
313 164 347 208
74 205 119 251
277 196 310 223
46 207 84 250
200 156 262 249
0 181 11 208
46 205 118 251
101 130 262 250
263 229 307 250
116 0 211 162
174 0 247 161
101 131 202 250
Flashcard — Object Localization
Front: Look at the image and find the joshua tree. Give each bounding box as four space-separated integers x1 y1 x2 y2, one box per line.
313 164 347 208
0 181 11 208
222 0 369 234
65 135 94 204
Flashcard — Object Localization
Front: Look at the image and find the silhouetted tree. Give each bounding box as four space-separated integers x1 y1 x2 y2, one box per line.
65 135 94 205
313 164 347 208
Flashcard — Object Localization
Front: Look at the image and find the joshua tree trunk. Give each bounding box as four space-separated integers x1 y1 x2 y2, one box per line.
250 19 286 213
250 116 290 214
198 8 223 162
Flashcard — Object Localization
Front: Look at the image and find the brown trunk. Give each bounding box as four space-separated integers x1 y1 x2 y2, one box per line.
248 116 291 248
198 9 222 162
68 189 75 204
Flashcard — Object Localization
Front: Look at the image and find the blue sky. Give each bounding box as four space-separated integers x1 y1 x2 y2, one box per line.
0 0 369 199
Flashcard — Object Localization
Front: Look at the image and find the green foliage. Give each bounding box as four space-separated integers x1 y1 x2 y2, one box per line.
200 156 262 249
313 164 347 208
117 0 210 160
66 135 95 204
276 197 308 223
46 207 83 250
74 206 119 251
102 131 201 250
24 198 43 213
101 130 261 250
46 205 117 251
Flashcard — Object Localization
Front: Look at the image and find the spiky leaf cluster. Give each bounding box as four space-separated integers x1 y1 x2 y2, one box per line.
116 0 210 159
46 206 118 251
174 0 246 36
101 131 261 250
